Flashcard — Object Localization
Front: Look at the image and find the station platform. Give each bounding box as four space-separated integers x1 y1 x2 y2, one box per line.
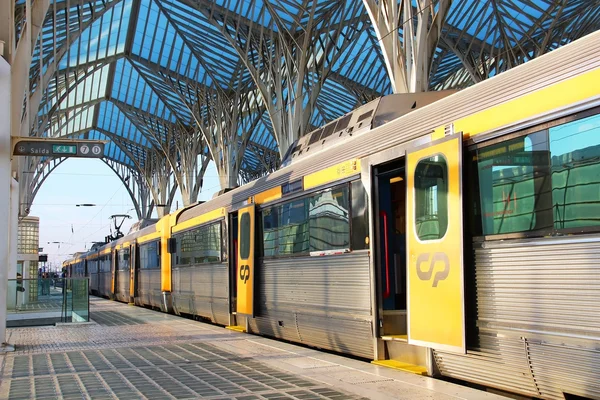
0 298 508 400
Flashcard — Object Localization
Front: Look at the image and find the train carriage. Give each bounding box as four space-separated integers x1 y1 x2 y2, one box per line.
63 32 600 400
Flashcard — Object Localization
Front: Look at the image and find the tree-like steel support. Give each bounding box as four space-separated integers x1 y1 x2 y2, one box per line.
103 159 154 220
362 0 451 93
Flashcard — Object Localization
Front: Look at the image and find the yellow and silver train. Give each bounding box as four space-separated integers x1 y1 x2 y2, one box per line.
64 32 600 399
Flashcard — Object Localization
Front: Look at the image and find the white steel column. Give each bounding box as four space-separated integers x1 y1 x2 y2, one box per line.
362 0 451 93
0 52 11 347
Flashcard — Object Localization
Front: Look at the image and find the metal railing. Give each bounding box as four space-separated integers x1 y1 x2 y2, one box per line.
6 278 89 326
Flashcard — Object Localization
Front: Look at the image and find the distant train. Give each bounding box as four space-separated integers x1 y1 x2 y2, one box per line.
64 32 600 400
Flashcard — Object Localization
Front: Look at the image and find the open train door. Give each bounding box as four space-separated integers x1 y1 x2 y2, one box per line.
406 133 465 353
236 204 255 317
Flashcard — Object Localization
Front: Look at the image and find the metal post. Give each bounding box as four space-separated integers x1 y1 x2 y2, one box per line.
0 45 11 349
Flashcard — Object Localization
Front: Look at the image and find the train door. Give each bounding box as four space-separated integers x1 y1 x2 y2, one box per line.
374 160 407 337
236 205 255 317
111 249 117 300
130 243 137 304
228 212 238 316
406 134 465 353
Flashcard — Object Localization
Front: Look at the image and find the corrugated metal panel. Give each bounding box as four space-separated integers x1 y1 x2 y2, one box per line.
98 272 111 297
434 329 539 397
435 235 600 399
136 269 161 308
179 31 600 224
115 270 130 302
248 251 373 359
476 235 600 336
90 273 99 294
172 263 229 325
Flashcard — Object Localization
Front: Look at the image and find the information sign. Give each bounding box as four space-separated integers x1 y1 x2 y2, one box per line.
12 139 105 158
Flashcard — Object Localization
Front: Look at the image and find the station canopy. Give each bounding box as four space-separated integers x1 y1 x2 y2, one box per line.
17 0 600 217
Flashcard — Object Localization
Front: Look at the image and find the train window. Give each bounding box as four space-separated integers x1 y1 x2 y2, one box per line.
279 199 310 255
351 180 370 250
309 187 349 252
470 110 600 237
414 155 448 241
473 131 553 235
260 183 370 257
140 241 160 269
240 213 251 259
174 222 222 266
118 248 130 270
550 113 600 229
262 207 279 257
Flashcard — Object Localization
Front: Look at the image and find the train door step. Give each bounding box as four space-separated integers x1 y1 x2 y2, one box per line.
381 334 407 342
371 360 427 375
226 325 246 333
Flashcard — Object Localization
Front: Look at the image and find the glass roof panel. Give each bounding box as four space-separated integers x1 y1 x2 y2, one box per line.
60 0 131 69
97 101 152 148
112 58 176 123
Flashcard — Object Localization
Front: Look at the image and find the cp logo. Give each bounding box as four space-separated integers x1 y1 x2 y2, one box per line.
416 252 449 287
239 264 250 284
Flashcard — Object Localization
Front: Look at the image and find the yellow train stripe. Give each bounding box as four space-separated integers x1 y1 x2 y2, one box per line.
137 230 161 244
253 186 282 205
433 67 600 140
172 207 225 233
303 159 361 190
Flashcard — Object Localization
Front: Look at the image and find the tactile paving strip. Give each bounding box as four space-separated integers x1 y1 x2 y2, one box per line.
90 311 146 326
2 341 368 400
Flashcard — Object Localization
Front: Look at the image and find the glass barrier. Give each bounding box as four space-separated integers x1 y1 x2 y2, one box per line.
6 278 89 326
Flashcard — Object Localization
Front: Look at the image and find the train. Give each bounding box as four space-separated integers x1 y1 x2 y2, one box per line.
63 31 600 400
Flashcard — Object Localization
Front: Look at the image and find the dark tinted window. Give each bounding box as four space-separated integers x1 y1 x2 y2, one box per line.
414 155 448 241
240 212 251 259
351 180 370 250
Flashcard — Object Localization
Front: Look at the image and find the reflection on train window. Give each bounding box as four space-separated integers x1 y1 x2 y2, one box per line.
118 248 130 270
262 208 279 257
140 241 160 269
471 111 600 236
550 113 600 229
474 131 551 235
261 182 366 257
174 222 221 266
309 187 349 252
414 155 448 241
279 199 309 255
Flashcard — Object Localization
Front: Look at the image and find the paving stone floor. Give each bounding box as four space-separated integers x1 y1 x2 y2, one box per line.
0 297 507 400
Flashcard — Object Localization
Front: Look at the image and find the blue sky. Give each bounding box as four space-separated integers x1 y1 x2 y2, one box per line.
31 158 221 270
